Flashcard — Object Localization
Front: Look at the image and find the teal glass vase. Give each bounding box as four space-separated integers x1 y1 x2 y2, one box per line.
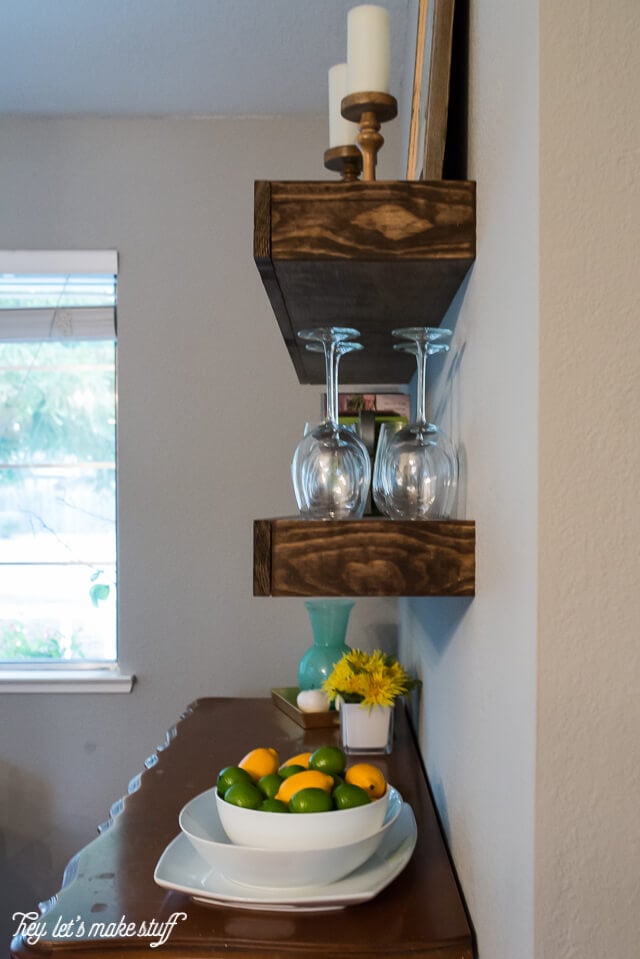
298 599 355 691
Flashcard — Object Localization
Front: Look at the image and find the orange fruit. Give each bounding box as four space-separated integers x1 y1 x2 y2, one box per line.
275 769 334 804
344 762 387 799
280 751 313 769
238 747 279 781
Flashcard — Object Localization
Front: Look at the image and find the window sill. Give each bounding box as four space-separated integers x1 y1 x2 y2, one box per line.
0 667 135 693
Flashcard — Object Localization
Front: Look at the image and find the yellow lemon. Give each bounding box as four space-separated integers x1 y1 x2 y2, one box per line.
344 763 387 799
238 747 280 781
280 751 313 769
275 769 334 804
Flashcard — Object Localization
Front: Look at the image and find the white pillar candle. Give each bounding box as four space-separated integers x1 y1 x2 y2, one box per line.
346 4 390 94
328 63 358 147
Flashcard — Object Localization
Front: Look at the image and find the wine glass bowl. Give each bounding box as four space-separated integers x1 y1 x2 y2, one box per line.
292 328 371 520
372 421 404 515
377 327 458 520
293 419 371 519
379 419 458 519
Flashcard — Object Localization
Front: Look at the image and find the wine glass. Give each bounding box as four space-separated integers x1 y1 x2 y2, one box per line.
372 421 404 515
291 327 371 519
378 327 458 520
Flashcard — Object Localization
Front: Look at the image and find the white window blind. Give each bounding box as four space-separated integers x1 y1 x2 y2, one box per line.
0 250 117 341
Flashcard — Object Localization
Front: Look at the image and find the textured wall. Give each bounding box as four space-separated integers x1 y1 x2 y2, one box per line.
399 0 539 955
537 1 640 956
400 2 640 958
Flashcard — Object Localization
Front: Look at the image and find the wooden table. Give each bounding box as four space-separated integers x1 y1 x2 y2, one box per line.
9 697 474 959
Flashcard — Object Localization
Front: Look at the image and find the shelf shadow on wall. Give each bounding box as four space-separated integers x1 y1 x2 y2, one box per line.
406 594 473 660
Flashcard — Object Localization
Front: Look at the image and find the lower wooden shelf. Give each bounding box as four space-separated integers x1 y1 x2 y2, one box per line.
254 517 476 597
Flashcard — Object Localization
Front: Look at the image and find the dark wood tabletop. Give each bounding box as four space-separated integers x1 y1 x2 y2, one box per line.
9 697 473 959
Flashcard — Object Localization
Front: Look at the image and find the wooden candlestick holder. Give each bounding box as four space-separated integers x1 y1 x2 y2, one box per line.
323 145 363 181
340 91 398 181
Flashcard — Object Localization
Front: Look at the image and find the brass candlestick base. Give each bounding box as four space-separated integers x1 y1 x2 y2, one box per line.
341 91 398 181
323 145 363 181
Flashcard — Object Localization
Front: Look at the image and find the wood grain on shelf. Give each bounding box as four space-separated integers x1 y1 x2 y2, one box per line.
254 517 476 598
254 179 476 385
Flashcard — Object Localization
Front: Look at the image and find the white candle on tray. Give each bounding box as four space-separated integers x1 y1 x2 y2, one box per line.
328 63 358 147
346 4 390 95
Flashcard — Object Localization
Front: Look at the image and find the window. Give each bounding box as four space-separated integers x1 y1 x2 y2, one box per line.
0 251 119 672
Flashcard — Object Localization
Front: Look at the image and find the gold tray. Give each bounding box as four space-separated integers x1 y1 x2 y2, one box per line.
271 687 340 729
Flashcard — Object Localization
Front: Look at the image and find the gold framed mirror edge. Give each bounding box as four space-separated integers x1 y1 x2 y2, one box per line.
406 0 456 182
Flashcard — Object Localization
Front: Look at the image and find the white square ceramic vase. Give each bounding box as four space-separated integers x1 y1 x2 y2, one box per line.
340 702 394 754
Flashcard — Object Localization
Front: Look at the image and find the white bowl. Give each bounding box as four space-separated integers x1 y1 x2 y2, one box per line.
179 786 403 887
215 782 392 851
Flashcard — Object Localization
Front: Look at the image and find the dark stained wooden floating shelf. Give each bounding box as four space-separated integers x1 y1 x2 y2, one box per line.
253 179 477 600
254 517 476 598
254 178 476 384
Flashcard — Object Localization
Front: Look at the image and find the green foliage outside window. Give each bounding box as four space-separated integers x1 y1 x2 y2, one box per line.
0 620 85 661
0 341 116 485
0 337 117 663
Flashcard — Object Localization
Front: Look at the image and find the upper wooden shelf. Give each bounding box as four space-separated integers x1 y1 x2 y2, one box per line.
254 179 476 385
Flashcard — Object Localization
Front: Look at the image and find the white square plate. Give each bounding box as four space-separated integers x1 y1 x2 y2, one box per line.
154 802 417 912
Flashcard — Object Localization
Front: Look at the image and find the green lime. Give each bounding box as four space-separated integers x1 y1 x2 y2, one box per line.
257 773 283 799
223 782 263 809
289 787 334 814
260 798 289 813
216 765 254 796
332 783 371 809
309 746 347 777
279 764 306 779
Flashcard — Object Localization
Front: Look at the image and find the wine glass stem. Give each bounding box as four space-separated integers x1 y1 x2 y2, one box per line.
415 342 428 425
325 338 340 426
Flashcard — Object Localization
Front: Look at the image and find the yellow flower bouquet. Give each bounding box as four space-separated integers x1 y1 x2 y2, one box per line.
323 649 421 709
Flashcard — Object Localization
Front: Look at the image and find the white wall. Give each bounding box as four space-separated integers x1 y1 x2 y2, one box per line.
0 116 400 943
398 1 539 957
536 1 640 956
400 2 640 959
